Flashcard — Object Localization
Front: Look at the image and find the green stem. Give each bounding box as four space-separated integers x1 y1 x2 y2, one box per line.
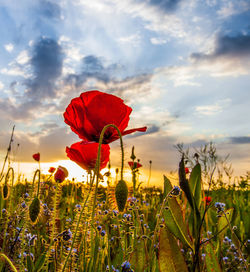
90 124 124 256
61 174 96 272
0 253 18 272
222 211 248 270
32 169 41 197
149 188 173 265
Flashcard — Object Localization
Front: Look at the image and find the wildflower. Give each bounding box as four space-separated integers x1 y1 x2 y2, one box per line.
24 193 29 198
185 167 189 174
54 166 68 183
30 253 34 261
101 230 106 236
75 204 81 209
48 167 56 173
66 141 110 171
223 257 229 263
121 261 132 271
170 186 181 196
97 225 102 231
32 153 40 162
21 202 27 208
62 229 72 241
215 202 225 212
128 161 142 170
204 196 212 205
64 90 147 144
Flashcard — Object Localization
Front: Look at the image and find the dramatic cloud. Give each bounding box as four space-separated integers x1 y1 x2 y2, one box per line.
229 136 250 144
25 37 64 100
191 33 250 61
143 0 182 13
39 0 61 20
64 54 154 104
66 55 112 87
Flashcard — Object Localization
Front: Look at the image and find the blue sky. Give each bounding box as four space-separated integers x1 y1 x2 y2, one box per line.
0 0 250 183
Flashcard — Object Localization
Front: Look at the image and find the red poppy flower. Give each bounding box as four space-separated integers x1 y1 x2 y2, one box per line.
54 166 68 183
204 196 212 205
32 153 40 162
63 90 147 144
185 167 189 174
128 161 142 169
48 167 56 173
66 141 110 171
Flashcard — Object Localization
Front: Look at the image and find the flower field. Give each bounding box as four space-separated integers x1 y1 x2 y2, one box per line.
0 91 249 272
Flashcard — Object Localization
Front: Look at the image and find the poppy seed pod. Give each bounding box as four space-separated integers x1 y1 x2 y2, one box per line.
54 166 68 183
29 197 40 224
115 180 128 212
2 184 9 200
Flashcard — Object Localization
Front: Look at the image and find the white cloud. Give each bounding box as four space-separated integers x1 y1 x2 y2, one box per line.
16 50 30 65
217 0 250 18
157 65 201 87
4 43 14 53
150 37 168 45
0 81 4 89
195 99 231 116
117 33 141 47
0 67 27 77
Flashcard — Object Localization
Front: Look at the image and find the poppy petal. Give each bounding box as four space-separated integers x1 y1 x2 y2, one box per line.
64 90 145 143
66 141 110 171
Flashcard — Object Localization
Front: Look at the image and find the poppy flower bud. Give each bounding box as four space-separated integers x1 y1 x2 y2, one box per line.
130 146 136 161
29 197 40 224
32 153 40 162
115 180 128 212
48 167 56 173
128 161 142 170
204 196 212 205
185 167 189 174
54 166 68 183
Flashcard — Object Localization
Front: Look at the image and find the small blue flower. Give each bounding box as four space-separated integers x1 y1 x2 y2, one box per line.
207 231 212 236
171 186 181 196
24 193 29 198
75 204 81 209
214 202 225 212
222 257 228 263
101 230 106 236
97 225 102 231
121 261 131 270
21 202 27 208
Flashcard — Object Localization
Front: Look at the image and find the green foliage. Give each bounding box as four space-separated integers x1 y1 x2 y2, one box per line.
158 228 188 272
163 176 193 249
0 161 249 272
204 243 222 272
